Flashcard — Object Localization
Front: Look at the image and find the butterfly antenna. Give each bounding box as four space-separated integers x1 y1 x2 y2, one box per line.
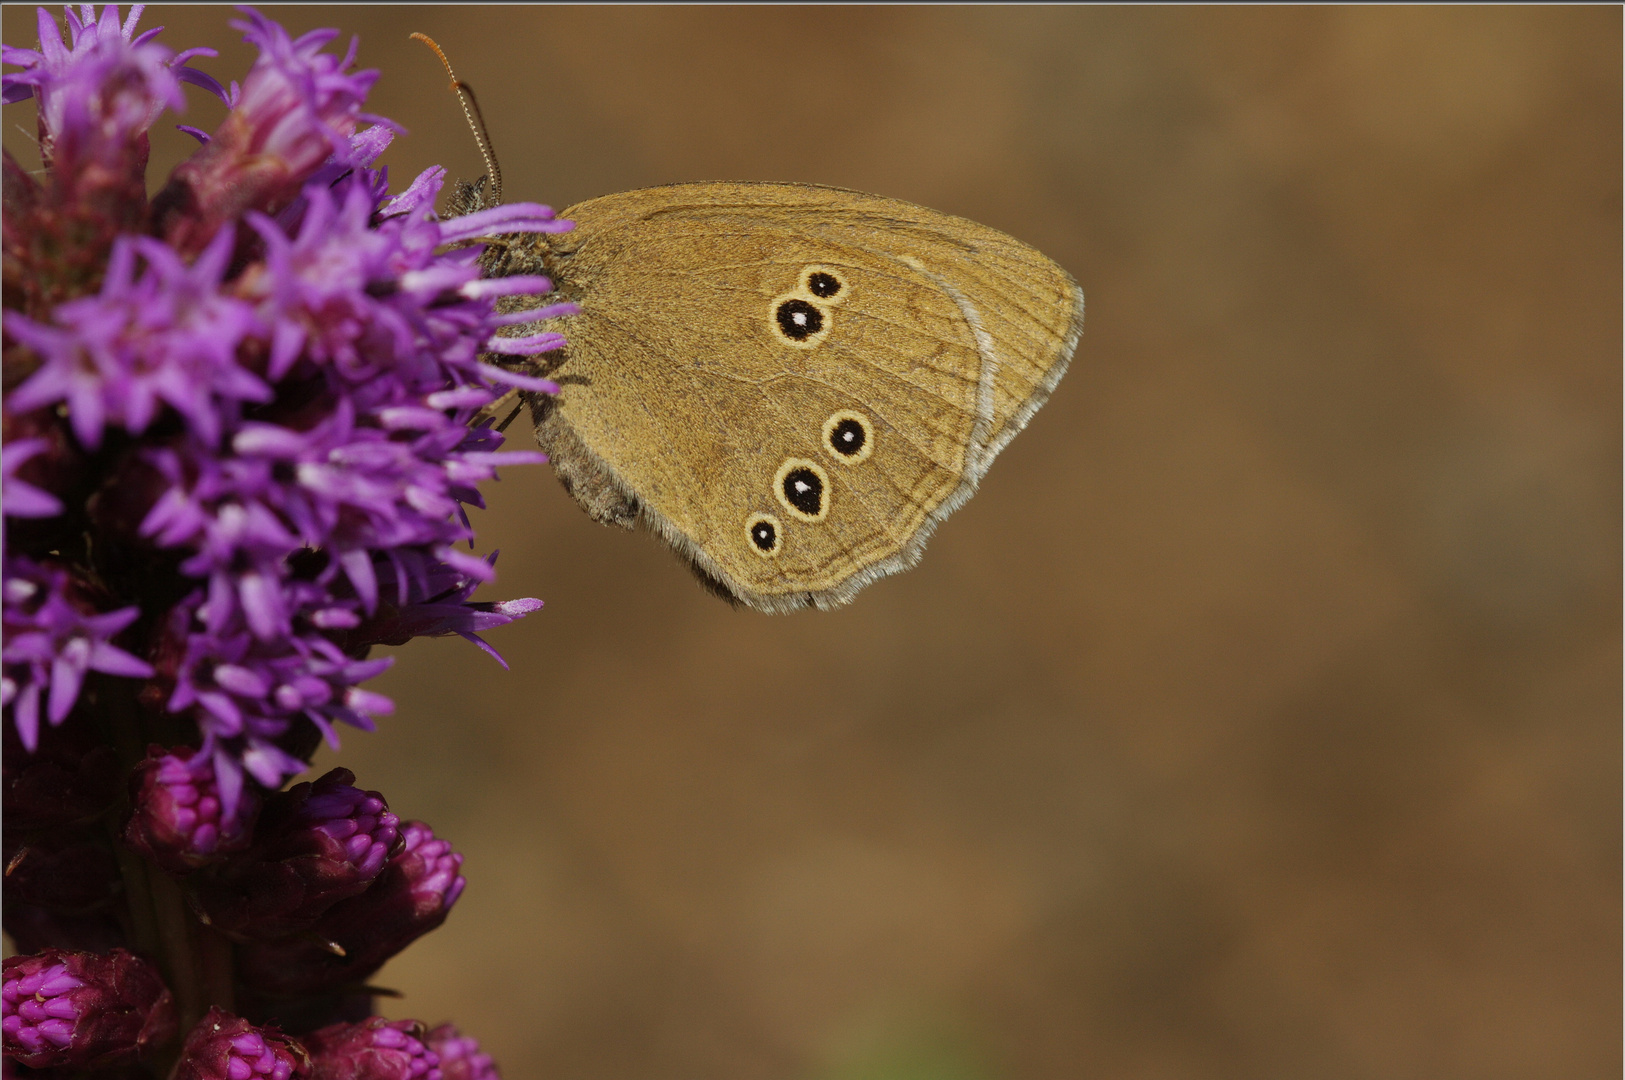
411 32 502 206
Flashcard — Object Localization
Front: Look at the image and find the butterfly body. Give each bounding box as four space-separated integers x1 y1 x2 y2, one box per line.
487 182 1083 612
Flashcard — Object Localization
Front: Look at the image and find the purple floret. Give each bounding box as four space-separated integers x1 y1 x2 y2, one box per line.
152 8 382 258
1 556 153 752
424 1025 499 1080
155 591 393 801
5 228 268 451
1 441 65 520
1 5 223 161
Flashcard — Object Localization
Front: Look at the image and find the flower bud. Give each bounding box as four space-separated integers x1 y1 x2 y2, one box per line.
172 1009 308 1080
0 949 175 1069
424 1026 498 1080
122 747 259 875
306 1017 439 1080
193 769 400 940
237 822 463 996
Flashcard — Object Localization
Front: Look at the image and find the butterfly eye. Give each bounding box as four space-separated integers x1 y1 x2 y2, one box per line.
821 410 873 464
745 513 782 557
773 458 830 522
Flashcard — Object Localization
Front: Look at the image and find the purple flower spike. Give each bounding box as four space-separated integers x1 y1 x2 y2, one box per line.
424 1026 498 1080
1 440 64 520
193 768 401 940
122 746 260 875
5 2 559 884
172 1009 309 1080
306 1017 440 1080
0 948 176 1070
237 822 464 996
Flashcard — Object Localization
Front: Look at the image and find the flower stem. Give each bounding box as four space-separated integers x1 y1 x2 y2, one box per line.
97 672 236 1053
111 839 163 964
146 869 204 1031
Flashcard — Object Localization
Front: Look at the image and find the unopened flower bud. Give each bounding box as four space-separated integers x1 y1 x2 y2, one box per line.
424 1026 498 1080
237 822 463 996
122 747 259 875
1 949 175 1070
172 1009 308 1080
306 1017 439 1080
193 769 400 940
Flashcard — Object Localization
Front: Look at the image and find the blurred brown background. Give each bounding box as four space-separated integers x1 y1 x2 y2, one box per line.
6 6 1620 1079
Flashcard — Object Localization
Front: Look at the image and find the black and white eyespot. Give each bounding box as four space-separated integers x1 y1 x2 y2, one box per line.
769 293 831 348
773 458 830 522
821 409 873 464
745 512 782 557
801 265 848 304
773 297 825 342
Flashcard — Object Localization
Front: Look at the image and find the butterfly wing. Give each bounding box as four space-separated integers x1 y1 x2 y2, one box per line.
528 182 1083 611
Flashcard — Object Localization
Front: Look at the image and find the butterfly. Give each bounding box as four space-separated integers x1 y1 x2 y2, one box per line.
418 38 1082 612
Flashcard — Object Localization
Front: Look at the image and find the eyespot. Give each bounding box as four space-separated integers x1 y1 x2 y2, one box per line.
773 297 826 344
745 513 782 557
802 266 848 303
807 272 841 298
773 458 829 522
822 409 873 464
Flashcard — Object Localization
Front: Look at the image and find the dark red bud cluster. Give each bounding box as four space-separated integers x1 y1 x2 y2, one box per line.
190 769 401 942
122 747 260 876
1 949 175 1071
235 821 464 997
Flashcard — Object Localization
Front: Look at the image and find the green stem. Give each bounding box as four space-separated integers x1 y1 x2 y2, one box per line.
110 840 163 963
146 869 206 1032
198 921 237 1016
